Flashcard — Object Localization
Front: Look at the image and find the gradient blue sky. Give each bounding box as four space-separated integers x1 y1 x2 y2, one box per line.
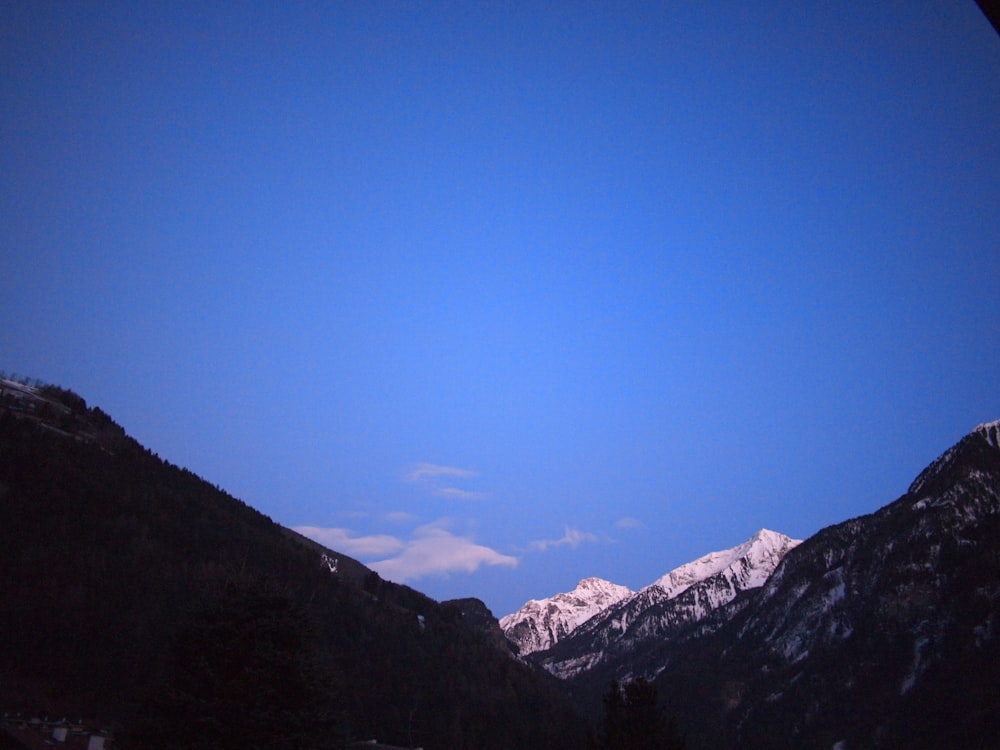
3 2 998 617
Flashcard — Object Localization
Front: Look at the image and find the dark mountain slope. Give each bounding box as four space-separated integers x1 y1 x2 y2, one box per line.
646 420 1000 749
0 380 586 748
442 597 517 656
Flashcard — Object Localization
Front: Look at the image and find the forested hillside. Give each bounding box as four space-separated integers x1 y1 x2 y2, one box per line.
0 380 586 748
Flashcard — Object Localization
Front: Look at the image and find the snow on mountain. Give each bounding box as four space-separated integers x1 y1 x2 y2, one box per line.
501 421 1000 745
500 529 800 669
647 528 799 599
976 419 1000 448
531 529 801 679
499 577 633 655
652 419 1000 747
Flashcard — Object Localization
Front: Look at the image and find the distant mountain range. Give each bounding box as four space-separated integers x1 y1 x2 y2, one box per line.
502 528 800 680
3 374 998 748
501 419 1000 748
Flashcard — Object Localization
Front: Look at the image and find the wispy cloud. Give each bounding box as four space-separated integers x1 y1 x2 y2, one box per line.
435 486 486 500
405 461 486 500
405 462 477 482
615 516 644 530
529 526 599 552
370 522 517 582
293 526 403 557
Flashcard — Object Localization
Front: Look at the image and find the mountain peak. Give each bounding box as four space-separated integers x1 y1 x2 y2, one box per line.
909 419 1000 496
533 528 802 680
576 576 624 591
661 418 1000 746
646 529 801 599
751 527 786 543
504 530 801 678
499 577 632 655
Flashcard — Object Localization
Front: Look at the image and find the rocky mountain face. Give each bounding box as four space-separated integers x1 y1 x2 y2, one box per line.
499 577 633 655
638 420 1000 748
500 422 1000 748
522 529 801 680
6 375 997 747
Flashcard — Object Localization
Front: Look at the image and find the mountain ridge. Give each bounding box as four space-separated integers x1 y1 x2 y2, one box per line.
0 377 588 748
498 419 1000 747
525 529 801 680
611 418 1000 747
501 528 800 662
4 374 997 747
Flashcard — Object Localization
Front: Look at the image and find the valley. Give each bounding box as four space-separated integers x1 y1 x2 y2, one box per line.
2 377 998 748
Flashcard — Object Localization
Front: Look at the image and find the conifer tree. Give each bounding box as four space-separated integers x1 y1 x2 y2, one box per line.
597 678 685 750
129 578 343 749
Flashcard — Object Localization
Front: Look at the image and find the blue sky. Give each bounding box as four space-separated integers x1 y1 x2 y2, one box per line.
2 1 998 617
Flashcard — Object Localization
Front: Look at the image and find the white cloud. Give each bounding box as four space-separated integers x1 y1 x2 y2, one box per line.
294 520 517 584
293 525 404 557
615 516 644 530
405 462 477 482
369 523 517 582
530 526 599 552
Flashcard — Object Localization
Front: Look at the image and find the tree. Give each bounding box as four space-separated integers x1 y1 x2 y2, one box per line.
128 578 344 749
597 678 685 750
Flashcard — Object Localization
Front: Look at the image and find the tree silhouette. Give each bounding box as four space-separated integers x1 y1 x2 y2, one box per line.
128 578 344 749
597 678 685 750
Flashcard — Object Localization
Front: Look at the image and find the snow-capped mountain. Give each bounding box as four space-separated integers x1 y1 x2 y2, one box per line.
530 529 801 679
0 377 592 749
648 527 798 598
602 419 1000 748
499 577 633 655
